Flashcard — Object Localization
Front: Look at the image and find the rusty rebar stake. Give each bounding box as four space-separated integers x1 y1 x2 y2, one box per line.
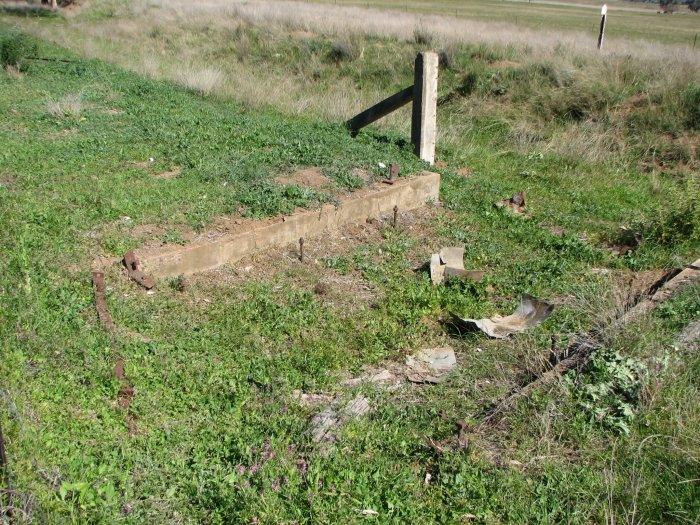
393 205 399 228
299 237 305 262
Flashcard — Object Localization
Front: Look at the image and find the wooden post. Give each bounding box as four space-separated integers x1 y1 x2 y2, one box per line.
346 86 413 134
411 51 438 165
597 4 608 50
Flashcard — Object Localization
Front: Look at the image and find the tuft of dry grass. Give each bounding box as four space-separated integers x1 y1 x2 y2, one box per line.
4 64 23 80
173 66 224 96
46 93 82 118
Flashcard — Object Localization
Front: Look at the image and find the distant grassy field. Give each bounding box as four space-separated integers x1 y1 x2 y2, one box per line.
309 0 700 46
1 2 700 523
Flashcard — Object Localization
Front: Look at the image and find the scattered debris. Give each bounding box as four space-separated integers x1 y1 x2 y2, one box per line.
452 294 553 339
456 419 470 450
123 251 156 289
292 391 334 408
113 359 135 409
610 226 641 256
678 319 700 346
495 191 527 215
310 395 371 444
340 369 395 387
430 247 484 285
382 163 400 185
354 509 379 516
406 347 457 383
92 271 115 331
481 257 700 425
113 360 126 381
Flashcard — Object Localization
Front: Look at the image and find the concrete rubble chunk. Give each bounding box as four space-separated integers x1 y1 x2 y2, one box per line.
340 369 395 387
430 247 484 285
406 347 456 383
452 294 554 339
310 395 371 444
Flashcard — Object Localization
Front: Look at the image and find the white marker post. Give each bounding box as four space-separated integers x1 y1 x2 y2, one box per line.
597 4 608 50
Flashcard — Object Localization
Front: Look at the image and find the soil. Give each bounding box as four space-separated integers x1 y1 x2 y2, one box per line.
275 166 331 190
152 167 181 179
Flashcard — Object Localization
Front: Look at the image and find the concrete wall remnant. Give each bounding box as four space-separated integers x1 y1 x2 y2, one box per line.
137 171 440 277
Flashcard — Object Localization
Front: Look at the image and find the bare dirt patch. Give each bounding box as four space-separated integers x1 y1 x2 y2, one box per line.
152 167 182 179
275 166 331 190
178 204 445 313
43 128 77 140
491 60 522 69
289 30 316 39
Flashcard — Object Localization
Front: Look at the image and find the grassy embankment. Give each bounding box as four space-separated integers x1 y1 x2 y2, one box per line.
1 1 699 523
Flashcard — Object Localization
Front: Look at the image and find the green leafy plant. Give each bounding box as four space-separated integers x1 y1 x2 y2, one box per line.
567 349 644 434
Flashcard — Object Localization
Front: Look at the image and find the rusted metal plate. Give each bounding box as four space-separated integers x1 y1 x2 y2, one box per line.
495 191 527 216
92 271 115 331
123 250 156 289
383 163 400 185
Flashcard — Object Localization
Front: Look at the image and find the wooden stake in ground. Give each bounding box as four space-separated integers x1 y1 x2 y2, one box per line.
411 52 439 165
597 4 608 50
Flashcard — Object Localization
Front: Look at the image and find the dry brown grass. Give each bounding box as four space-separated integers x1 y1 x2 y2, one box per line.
46 93 82 118
174 66 224 96
4 63 23 80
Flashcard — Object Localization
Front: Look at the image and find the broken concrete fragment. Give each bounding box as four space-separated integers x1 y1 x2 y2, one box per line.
310 395 370 443
123 250 156 289
406 347 456 383
496 191 527 215
430 247 483 285
340 369 395 387
430 253 444 284
292 390 334 407
452 294 554 339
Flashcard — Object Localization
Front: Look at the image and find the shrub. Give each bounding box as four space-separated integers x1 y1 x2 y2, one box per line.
457 71 479 97
682 82 700 131
328 38 359 64
0 31 37 70
619 173 700 246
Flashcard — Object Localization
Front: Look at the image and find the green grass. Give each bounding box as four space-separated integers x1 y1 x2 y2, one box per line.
1 26 699 525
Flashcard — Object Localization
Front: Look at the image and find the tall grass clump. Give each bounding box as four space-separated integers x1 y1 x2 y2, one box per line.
46 93 83 118
174 66 224 96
